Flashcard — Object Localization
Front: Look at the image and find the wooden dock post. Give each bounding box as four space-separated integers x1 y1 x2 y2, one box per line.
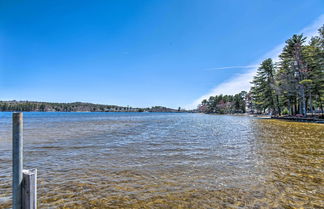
13 112 23 209
22 169 37 209
13 112 37 209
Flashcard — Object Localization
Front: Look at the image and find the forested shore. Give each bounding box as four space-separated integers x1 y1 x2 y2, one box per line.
199 25 324 117
0 101 181 112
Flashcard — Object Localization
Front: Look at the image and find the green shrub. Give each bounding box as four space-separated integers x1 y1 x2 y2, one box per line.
281 107 289 115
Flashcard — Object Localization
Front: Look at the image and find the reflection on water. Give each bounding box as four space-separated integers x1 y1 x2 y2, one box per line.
0 112 323 208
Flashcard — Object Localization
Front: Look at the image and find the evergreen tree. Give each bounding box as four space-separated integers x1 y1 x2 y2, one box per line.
251 58 278 114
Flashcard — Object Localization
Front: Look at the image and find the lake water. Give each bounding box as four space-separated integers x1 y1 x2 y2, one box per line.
0 112 323 208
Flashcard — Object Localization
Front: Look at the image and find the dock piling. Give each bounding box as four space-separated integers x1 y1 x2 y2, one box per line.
22 169 37 209
12 112 37 209
13 112 23 209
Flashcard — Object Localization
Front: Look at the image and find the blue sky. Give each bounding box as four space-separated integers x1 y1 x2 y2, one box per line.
0 0 323 109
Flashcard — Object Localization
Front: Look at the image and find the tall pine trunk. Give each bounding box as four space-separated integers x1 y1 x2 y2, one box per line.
301 85 307 117
288 98 292 115
309 90 313 116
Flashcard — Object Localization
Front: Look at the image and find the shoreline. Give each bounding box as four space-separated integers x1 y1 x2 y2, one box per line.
205 113 324 124
270 116 324 124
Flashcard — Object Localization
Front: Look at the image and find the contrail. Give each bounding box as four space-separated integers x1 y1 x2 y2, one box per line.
204 65 258 71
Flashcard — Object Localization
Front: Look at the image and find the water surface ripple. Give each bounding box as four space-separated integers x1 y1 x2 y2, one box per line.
0 112 323 208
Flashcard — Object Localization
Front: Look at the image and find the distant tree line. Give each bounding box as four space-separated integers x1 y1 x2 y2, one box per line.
0 101 122 112
199 25 324 116
198 91 247 114
0 101 183 113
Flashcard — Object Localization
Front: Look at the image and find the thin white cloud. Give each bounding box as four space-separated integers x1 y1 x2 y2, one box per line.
186 14 324 109
204 65 258 71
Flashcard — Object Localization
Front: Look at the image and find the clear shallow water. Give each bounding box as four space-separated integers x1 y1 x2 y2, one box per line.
0 112 323 208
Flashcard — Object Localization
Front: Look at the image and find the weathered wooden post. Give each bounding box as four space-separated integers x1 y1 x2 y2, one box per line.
22 169 37 209
13 112 23 209
12 112 37 209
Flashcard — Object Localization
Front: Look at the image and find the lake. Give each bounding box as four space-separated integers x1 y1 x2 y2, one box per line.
0 112 323 208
